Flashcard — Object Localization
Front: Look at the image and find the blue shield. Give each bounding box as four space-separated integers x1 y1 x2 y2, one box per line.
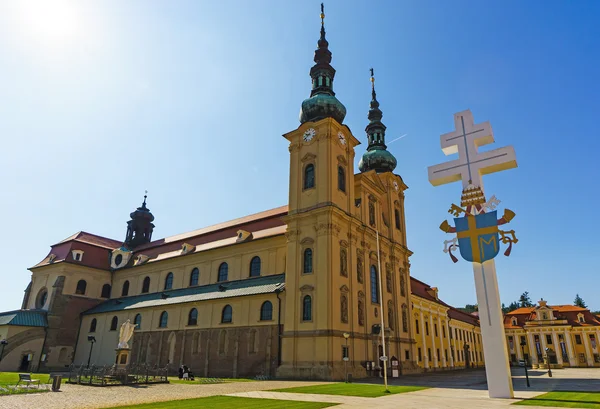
454 211 499 263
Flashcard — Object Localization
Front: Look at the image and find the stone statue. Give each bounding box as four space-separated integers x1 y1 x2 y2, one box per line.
118 319 136 349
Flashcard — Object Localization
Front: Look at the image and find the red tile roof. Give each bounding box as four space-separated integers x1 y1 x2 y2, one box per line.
504 305 600 328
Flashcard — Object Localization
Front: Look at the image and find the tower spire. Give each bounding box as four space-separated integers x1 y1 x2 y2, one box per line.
299 3 346 124
124 193 155 249
358 68 397 174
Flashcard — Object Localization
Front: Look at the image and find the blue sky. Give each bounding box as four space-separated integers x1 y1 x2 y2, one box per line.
0 0 598 313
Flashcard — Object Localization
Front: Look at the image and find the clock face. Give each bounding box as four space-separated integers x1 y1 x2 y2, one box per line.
303 128 316 142
338 131 346 145
393 181 399 192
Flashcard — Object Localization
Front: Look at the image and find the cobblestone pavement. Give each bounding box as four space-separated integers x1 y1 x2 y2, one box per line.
2 368 599 409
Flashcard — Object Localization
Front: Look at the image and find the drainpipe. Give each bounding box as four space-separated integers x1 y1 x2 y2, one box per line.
275 288 282 366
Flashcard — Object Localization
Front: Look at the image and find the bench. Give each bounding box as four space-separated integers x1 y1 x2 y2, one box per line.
16 373 41 389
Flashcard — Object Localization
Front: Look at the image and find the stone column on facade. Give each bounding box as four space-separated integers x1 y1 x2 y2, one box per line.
564 331 577 367
552 332 563 365
516 334 523 361
429 314 438 368
445 321 454 368
527 333 538 365
437 316 447 368
582 331 595 367
420 311 428 369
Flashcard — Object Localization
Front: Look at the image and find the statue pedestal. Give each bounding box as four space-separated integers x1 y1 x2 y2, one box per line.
115 348 131 370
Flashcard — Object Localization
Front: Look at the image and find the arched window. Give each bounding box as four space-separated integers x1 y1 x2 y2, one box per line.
249 256 261 277
110 316 118 331
341 295 348 323
218 262 228 282
36 288 48 309
134 314 142 330
101 284 111 298
338 166 346 192
164 272 174 290
122 280 130 297
189 268 199 287
302 295 312 321
159 311 168 328
303 248 313 274
370 265 379 303
221 305 232 323
260 301 273 321
89 318 97 333
304 164 315 189
188 308 198 326
76 280 87 295
142 277 150 293
395 209 401 230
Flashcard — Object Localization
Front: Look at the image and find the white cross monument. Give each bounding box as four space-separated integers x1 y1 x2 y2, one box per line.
428 109 517 399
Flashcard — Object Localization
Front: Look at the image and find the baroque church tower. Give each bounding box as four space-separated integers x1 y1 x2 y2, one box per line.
278 5 416 379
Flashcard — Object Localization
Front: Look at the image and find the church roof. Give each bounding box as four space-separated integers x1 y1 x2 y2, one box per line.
0 309 47 327
83 273 286 315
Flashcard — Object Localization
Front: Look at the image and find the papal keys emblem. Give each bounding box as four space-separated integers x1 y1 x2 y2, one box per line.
440 184 518 263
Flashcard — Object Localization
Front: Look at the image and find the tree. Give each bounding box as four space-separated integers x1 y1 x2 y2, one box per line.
519 291 533 308
574 294 587 308
462 304 478 313
507 301 520 312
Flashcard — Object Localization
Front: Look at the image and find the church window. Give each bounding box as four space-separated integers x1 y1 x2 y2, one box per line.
36 288 48 309
134 314 141 329
370 265 379 303
304 164 315 190
188 308 198 326
416 320 420 334
357 258 364 283
400 273 406 297
425 321 429 335
395 209 401 230
386 269 392 293
101 284 111 298
341 295 348 323
76 280 87 295
221 305 233 323
110 316 118 331
164 273 174 290
402 305 408 332
250 256 261 277
302 295 312 321
122 280 130 297
218 263 229 282
443 325 446 338
388 301 394 330
89 318 97 333
434 324 438 337
159 311 168 328
511 317 518 326
358 299 365 326
142 277 150 294
369 201 375 226
338 166 346 193
190 268 199 286
578 314 585 323
260 301 273 321
114 254 123 266
303 248 313 274
340 249 347 277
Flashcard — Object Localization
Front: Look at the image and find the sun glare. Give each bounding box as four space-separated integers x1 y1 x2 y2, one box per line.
12 0 81 48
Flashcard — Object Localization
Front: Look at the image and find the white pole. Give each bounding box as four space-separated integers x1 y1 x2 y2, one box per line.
376 229 389 392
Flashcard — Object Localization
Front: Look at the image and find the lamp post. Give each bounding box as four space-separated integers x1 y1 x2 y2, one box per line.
545 348 553 378
0 339 7 363
520 340 530 387
343 332 350 383
87 336 96 368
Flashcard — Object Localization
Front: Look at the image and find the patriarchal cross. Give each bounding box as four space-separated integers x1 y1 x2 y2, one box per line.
428 109 517 191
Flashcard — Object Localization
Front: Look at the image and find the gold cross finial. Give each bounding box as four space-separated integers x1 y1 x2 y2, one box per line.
320 3 325 25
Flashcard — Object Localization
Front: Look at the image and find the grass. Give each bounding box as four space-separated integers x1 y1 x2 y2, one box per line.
514 391 600 408
0 372 51 395
167 376 255 385
105 396 337 409
271 382 428 398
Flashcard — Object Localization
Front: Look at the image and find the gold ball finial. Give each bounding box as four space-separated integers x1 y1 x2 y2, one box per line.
320 3 325 23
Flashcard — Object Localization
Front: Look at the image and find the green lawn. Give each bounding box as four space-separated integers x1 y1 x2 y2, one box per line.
167 376 254 385
107 396 336 409
271 383 428 398
0 372 50 395
514 391 600 408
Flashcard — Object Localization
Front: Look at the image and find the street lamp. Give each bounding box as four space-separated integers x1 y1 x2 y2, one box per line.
87 336 96 368
343 332 350 383
520 340 530 387
0 340 8 363
545 347 553 378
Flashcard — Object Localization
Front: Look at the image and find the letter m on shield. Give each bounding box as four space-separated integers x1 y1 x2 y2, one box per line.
455 211 500 263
